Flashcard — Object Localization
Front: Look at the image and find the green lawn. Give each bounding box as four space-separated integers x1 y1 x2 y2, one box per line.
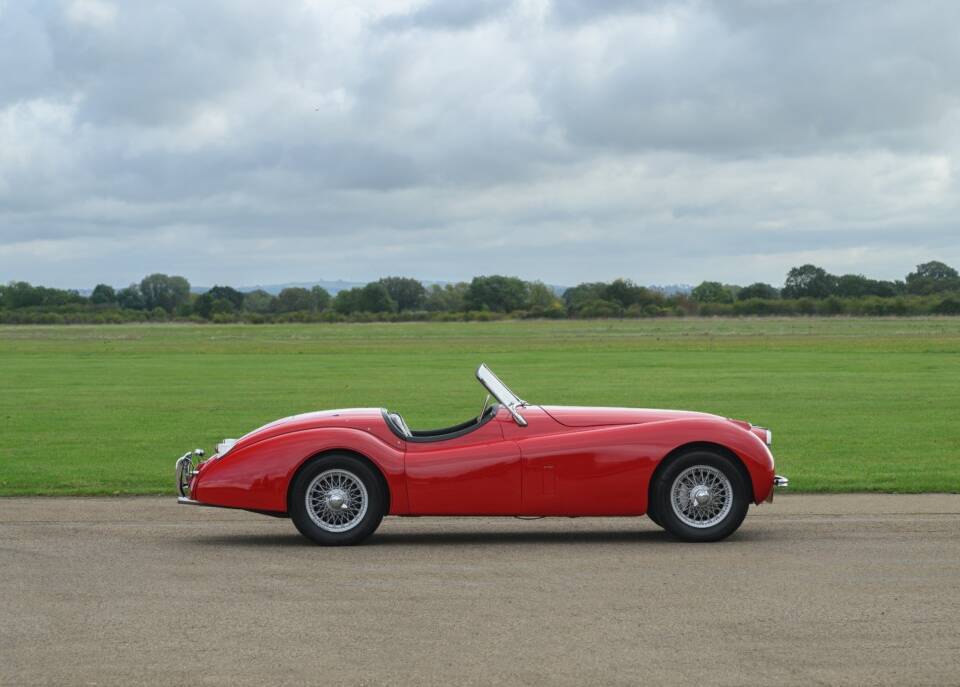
1 318 958 495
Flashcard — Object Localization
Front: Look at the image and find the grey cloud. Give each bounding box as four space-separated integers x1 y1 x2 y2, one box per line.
549 0 675 26
377 0 513 32
0 0 958 288
0 3 56 107
539 1 960 156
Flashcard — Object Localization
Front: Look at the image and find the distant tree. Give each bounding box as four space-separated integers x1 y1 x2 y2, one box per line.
357 282 397 313
117 285 145 310
194 285 244 318
242 289 275 313
526 281 562 311
562 282 608 313
465 276 528 312
424 283 468 312
737 282 779 300
89 284 117 305
139 274 190 312
875 280 903 297
602 278 659 309
210 299 235 316
3 281 43 308
333 287 363 314
275 287 315 313
691 281 734 303
378 277 425 311
194 295 215 319
47 286 85 306
331 283 395 314
906 261 959 294
833 274 899 298
782 265 836 299
834 274 870 298
209 286 244 309
310 286 331 312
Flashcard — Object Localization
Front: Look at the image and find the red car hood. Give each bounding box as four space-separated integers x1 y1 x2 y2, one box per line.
540 405 721 427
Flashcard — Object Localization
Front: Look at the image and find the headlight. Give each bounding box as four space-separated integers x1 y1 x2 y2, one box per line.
216 438 237 457
751 425 773 447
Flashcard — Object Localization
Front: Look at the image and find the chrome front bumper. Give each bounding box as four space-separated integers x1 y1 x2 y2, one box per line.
175 449 205 502
765 474 789 503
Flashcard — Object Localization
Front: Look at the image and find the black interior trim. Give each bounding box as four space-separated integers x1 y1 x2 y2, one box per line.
381 405 500 443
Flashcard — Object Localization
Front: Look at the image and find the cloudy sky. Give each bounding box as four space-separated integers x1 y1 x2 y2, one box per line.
1 0 958 289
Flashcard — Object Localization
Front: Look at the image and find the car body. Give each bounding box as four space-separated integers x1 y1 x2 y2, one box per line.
176 364 787 544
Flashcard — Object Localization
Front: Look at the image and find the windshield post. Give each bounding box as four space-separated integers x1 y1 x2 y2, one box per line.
475 364 527 427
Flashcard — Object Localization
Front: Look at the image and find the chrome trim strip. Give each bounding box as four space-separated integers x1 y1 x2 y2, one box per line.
178 496 207 506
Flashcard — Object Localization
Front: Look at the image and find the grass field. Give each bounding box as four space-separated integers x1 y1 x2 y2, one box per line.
1 318 958 495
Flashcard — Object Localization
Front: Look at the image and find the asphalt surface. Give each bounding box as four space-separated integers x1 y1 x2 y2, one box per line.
2 495 959 686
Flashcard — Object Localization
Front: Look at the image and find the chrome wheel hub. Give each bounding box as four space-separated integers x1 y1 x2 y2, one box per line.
690 485 712 507
326 489 349 511
670 465 733 528
306 469 368 533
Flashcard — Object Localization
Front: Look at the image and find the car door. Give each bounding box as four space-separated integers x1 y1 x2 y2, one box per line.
500 406 649 516
404 407 522 515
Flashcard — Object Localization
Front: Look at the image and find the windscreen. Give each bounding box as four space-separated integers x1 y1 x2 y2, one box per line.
476 364 527 426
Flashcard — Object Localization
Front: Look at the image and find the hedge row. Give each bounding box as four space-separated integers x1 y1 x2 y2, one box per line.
2 294 959 324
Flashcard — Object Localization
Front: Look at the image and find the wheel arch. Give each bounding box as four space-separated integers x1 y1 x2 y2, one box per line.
286 448 392 515
647 441 755 511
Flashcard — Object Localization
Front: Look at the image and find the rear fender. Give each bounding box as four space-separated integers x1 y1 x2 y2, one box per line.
193 427 407 514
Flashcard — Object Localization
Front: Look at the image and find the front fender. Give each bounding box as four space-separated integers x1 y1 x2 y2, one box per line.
193 427 407 514
650 418 776 503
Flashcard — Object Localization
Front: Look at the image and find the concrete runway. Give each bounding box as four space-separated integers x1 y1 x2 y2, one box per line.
2 495 959 686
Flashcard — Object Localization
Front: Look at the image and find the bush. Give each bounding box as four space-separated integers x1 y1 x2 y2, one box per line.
816 297 846 315
933 297 960 315
576 299 623 318
796 299 817 315
465 310 506 322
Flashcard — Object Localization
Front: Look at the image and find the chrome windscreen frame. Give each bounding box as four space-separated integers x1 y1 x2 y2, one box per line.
476 363 528 427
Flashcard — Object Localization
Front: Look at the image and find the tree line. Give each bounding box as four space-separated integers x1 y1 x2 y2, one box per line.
2 261 959 324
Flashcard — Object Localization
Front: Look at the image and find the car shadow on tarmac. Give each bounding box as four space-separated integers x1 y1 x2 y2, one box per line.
183 527 772 548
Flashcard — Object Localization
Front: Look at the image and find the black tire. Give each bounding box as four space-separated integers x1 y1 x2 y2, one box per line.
646 501 663 528
652 450 749 542
289 454 385 546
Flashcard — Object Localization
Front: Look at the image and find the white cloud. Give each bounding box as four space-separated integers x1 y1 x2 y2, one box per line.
65 0 116 29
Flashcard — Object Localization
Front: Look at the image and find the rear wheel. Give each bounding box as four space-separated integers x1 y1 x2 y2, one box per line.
652 450 749 542
289 455 385 546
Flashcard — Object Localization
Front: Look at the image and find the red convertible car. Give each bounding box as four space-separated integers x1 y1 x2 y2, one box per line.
177 364 787 544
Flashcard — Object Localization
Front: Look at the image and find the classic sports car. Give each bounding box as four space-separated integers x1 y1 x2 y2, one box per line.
176 364 787 545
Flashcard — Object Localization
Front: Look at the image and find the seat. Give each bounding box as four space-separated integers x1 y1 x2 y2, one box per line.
383 405 499 443
388 412 412 438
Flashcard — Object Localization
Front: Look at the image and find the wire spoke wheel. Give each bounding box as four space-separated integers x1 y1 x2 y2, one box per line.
306 469 368 533
669 465 733 529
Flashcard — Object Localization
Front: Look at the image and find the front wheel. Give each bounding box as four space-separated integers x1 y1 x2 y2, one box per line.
646 502 663 528
289 455 385 546
652 451 750 542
